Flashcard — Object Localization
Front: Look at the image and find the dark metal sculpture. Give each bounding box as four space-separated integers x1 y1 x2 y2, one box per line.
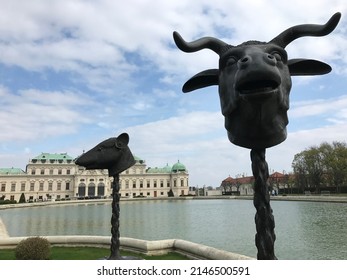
173 13 341 259
75 133 135 260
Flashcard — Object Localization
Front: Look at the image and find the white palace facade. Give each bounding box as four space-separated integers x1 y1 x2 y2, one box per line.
0 153 189 202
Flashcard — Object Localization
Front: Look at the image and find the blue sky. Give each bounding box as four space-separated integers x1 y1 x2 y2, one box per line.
1 0 347 187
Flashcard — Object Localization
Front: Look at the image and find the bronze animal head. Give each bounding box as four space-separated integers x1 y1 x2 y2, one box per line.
174 13 341 149
75 133 135 176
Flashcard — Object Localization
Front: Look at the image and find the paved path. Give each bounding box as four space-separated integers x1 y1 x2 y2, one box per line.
0 217 9 238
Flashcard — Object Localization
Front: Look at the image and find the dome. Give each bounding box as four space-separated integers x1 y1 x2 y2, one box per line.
172 160 186 172
134 156 145 164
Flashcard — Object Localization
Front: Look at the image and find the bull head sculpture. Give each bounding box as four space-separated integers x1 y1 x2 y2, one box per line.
75 133 135 176
173 13 341 149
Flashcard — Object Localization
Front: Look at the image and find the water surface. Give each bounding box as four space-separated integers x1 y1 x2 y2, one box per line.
1 199 346 259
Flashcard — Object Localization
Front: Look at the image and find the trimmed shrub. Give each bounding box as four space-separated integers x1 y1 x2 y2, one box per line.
0 199 17 205
15 237 51 260
19 193 26 203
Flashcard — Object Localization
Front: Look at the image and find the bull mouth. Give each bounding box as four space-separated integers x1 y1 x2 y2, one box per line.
237 79 279 96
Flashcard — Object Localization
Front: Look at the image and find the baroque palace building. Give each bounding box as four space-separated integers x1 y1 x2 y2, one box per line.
0 153 189 202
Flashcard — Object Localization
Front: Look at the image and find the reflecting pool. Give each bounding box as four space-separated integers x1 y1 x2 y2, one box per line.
1 199 346 259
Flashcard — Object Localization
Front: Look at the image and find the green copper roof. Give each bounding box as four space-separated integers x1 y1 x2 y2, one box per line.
147 164 172 174
172 161 187 172
31 153 74 163
0 167 25 175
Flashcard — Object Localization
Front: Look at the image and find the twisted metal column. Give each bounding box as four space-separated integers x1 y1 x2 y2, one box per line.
109 174 121 260
251 149 277 260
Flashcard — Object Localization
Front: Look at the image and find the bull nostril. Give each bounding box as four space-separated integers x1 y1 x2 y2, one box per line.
267 54 274 60
238 56 251 69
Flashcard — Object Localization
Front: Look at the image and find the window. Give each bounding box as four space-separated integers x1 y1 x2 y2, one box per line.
140 181 143 188
31 169 35 175
67 169 70 175
40 169 44 175
160 181 164 188
154 180 157 188
125 181 129 189
147 181 150 188
57 182 61 191
66 182 70 190
181 179 184 187
58 169 62 175
49 169 53 175
30 182 35 191
174 179 177 187
48 182 53 191
10 195 14 201
21 183 25 191
39 182 44 191
1 183 5 192
132 181 136 188
11 183 16 192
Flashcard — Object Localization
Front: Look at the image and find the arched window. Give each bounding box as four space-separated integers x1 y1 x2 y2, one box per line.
78 183 86 197
97 182 105 196
88 183 96 197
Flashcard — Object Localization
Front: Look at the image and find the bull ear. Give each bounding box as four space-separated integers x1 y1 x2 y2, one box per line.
117 133 129 146
288 59 332 76
182 69 219 93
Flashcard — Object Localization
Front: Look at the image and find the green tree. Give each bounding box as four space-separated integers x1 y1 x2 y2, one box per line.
292 151 309 192
320 141 347 193
292 141 347 194
292 146 324 193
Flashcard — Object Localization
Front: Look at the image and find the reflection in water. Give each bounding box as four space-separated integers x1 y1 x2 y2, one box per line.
0 199 346 259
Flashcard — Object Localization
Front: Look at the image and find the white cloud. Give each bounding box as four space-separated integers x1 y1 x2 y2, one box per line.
290 95 347 122
0 86 94 141
1 0 347 187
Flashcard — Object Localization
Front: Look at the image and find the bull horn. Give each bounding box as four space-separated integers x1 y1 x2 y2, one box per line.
270 12 341 48
173 31 228 55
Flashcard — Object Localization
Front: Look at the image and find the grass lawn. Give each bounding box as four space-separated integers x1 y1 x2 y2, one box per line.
0 246 189 260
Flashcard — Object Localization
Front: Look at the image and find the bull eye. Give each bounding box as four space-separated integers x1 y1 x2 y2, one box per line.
272 52 282 62
226 56 237 67
115 141 123 149
271 50 287 63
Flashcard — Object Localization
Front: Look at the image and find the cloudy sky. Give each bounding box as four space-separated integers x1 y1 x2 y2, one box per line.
1 0 347 187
